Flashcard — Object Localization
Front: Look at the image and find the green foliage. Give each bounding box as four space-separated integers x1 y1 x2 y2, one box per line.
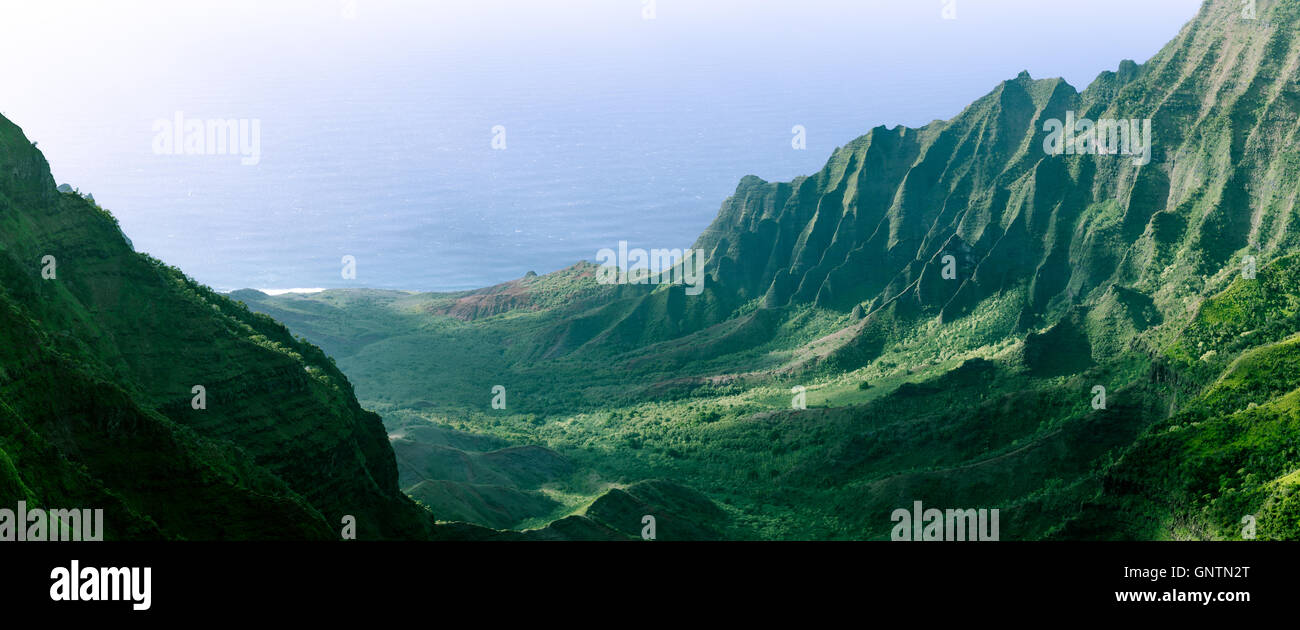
12 0 1300 542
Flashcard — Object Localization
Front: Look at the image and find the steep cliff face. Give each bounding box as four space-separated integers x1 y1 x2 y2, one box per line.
8 0 1295 541
700 0 1300 338
0 115 431 539
242 0 1300 540
517 0 1300 366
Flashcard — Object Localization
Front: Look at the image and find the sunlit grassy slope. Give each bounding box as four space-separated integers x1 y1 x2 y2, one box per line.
244 0 1300 539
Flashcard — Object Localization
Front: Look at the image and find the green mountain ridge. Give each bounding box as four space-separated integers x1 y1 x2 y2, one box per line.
0 115 434 539
0 127 725 539
2 0 1298 540
241 0 1300 539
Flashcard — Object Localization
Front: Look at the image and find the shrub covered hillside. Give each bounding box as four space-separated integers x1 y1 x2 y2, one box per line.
247 0 1300 540
4 0 1299 541
0 113 434 540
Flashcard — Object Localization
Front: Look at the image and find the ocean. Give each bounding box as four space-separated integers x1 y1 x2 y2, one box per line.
1 0 1201 292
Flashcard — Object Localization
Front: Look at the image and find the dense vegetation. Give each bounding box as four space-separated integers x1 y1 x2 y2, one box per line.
0 114 432 540
2 0 1298 541
244 0 1300 540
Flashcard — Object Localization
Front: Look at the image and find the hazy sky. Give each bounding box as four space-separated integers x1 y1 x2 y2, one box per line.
1 0 1207 126
0 0 1206 291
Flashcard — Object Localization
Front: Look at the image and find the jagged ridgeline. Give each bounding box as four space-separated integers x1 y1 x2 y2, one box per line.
424 0 1300 368
0 114 437 540
684 0 1300 539
695 0 1298 352
5 0 1300 541
246 0 1300 540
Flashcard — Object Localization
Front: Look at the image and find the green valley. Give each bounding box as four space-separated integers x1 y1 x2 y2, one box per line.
1 0 1298 542
237 0 1300 541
